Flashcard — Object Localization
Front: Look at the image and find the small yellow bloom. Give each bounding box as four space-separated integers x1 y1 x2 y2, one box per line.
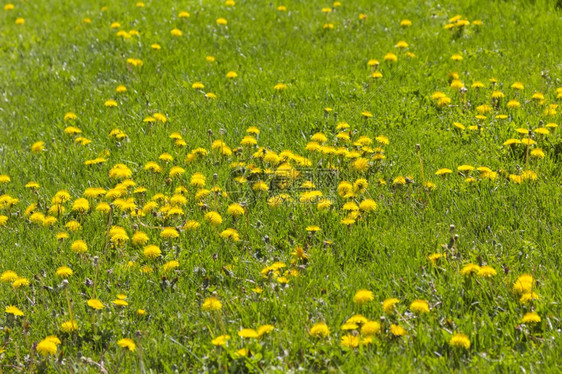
113 299 128 307
477 265 497 277
117 338 136 352
5 305 24 316
171 28 182 36
87 299 104 310
449 333 470 349
143 245 161 259
353 289 374 305
31 141 45 154
309 322 330 338
36 339 57 356
390 324 406 336
521 312 541 324
238 328 259 338
61 320 78 332
202 297 222 311
56 266 73 278
410 299 430 314
340 334 360 348
212 335 230 346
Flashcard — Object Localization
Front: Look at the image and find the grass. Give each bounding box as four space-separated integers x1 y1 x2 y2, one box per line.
0 0 561 372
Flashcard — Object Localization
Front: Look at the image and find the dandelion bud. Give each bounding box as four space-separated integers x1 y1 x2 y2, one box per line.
449 224 455 232
207 129 213 136
416 144 420 151
93 256 99 266
213 173 218 181
503 264 510 275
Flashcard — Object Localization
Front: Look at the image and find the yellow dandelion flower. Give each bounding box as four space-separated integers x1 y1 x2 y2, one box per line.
1 270 18 283
449 333 470 349
353 289 374 305
161 227 179 239
461 263 480 276
361 321 381 336
309 323 330 338
5 305 24 316
61 320 78 333
36 339 57 356
521 312 541 324
31 141 45 154
400 19 412 27
478 265 497 277
87 299 104 310
341 334 360 348
202 297 222 311
56 266 73 278
143 245 161 259
163 260 180 272
117 338 136 352
257 324 274 337
212 335 230 346
382 298 400 314
384 53 397 63
113 299 128 307
520 292 540 304
410 299 430 314
238 328 258 338
513 274 534 295
71 240 88 254
12 277 30 289
390 324 407 337
451 53 463 61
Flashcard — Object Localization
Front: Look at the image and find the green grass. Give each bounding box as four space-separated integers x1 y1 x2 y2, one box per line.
0 0 561 372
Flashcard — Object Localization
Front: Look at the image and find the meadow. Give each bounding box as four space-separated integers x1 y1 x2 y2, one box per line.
0 0 561 372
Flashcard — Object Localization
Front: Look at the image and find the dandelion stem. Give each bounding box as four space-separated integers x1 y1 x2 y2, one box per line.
416 144 430 204
65 288 74 321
